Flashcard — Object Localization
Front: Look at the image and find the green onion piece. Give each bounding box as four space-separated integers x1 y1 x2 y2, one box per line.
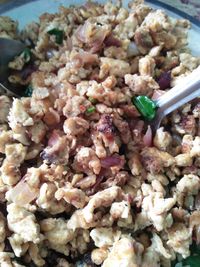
47 28 64 44
22 48 31 63
88 97 97 104
24 84 33 97
132 95 157 121
86 106 96 114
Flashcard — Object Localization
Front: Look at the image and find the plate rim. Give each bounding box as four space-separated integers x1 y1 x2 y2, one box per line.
147 0 200 27
0 0 200 28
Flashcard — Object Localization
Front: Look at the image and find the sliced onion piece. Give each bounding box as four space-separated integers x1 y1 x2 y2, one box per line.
101 155 122 168
104 34 121 47
75 23 88 43
48 130 61 147
143 125 152 147
9 179 38 206
157 71 171 90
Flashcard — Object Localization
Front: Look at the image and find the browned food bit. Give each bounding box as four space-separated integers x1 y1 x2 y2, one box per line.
0 1 200 266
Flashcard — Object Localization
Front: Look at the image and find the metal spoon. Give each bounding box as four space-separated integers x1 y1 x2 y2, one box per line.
150 66 200 133
0 37 26 97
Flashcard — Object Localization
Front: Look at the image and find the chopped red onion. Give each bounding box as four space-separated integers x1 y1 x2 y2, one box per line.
97 114 115 135
9 179 38 206
143 125 152 147
75 24 87 43
157 71 171 90
101 155 122 168
89 31 108 53
76 21 109 53
90 44 102 54
104 34 121 47
48 130 61 147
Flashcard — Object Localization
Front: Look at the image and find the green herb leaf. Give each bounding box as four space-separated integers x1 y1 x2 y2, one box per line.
132 95 157 121
47 28 64 44
86 106 96 114
24 84 33 97
21 48 31 63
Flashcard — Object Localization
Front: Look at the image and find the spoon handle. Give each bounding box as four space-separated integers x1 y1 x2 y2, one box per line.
150 66 200 134
156 66 200 116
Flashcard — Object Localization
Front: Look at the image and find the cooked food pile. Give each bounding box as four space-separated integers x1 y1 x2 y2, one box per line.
0 1 200 266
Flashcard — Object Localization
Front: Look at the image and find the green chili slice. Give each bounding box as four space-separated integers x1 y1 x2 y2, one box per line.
86 106 96 114
132 95 157 121
47 28 64 44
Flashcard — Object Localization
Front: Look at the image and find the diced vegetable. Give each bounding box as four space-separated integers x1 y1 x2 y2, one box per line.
157 71 171 90
86 106 96 114
47 28 64 44
143 125 152 147
100 155 122 168
104 34 121 47
132 95 157 121
9 178 38 206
